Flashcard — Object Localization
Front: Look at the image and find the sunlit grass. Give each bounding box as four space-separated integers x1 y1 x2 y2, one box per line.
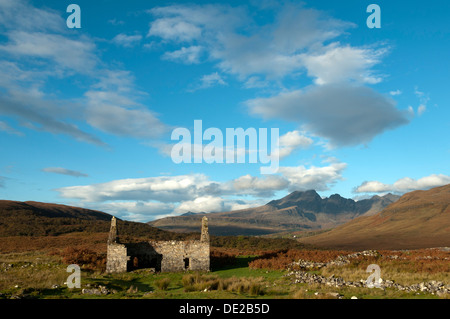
0 249 448 299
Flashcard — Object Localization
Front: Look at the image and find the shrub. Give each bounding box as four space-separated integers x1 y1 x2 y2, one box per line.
58 246 106 271
155 278 171 290
249 283 262 296
210 249 238 270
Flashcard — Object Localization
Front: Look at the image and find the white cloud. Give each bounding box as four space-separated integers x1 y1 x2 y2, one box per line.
174 196 226 214
354 181 392 193
390 89 402 96
83 67 165 142
232 174 289 197
189 72 228 91
278 162 347 192
0 1 168 146
244 76 268 89
182 71 229 91
278 130 313 158
108 19 125 26
56 174 216 203
42 167 88 177
247 84 409 147
418 104 426 116
0 31 98 74
148 17 202 42
414 86 430 116
0 120 24 136
0 176 7 188
156 129 311 165
148 3 354 81
112 33 143 47
162 46 203 64
85 95 166 139
0 0 65 33
0 84 107 146
56 159 347 220
354 174 450 194
91 201 176 222
301 43 385 85
148 3 405 148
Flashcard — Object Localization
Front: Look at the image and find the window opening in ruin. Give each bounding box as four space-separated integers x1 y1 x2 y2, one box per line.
184 258 190 270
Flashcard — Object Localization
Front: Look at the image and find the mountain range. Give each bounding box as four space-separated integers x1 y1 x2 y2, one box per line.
0 184 449 251
298 184 450 250
148 190 400 235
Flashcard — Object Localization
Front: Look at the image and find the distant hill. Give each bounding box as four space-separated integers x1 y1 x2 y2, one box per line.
0 200 309 254
149 190 399 236
0 200 180 240
298 184 450 250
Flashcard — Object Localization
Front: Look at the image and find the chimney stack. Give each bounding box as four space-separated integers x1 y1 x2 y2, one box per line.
200 216 209 242
107 216 118 244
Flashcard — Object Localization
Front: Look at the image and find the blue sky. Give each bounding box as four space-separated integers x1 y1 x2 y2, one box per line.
0 0 449 222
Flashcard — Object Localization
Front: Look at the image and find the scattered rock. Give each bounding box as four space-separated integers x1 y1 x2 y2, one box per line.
82 285 112 295
285 250 450 295
288 250 380 271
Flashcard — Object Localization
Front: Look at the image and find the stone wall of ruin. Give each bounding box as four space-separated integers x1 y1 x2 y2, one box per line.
106 239 210 273
106 216 210 273
106 243 128 273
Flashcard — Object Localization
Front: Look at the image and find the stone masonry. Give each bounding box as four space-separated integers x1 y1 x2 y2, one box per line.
106 216 210 273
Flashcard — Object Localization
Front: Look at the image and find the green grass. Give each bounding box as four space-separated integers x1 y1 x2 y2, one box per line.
0 252 447 299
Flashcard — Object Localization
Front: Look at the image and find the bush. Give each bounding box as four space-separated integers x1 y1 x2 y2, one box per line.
249 283 262 296
59 247 106 271
182 273 219 292
155 278 171 290
180 273 265 295
210 249 237 270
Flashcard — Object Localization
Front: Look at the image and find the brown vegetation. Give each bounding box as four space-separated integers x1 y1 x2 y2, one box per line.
53 247 106 271
249 249 352 270
299 184 450 250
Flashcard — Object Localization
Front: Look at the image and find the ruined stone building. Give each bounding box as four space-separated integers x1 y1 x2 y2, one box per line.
106 216 210 273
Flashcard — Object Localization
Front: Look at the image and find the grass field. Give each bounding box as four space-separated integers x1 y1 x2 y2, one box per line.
1 246 448 299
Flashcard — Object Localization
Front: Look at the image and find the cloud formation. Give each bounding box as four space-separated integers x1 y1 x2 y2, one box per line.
247 84 409 147
0 120 24 136
354 174 450 194
301 44 386 85
148 2 352 80
0 0 167 146
56 158 347 221
112 33 143 47
42 167 88 178
0 176 6 188
148 2 409 147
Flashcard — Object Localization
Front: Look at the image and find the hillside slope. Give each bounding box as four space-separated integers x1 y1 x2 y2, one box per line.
298 184 450 250
149 190 399 235
0 200 178 240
